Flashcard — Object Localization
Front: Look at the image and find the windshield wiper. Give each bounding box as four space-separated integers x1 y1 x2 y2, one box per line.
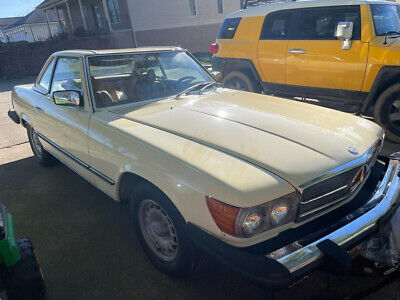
383 31 400 45
198 82 222 95
175 82 209 99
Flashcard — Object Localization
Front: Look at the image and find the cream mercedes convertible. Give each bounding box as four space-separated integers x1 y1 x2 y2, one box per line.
7 47 400 287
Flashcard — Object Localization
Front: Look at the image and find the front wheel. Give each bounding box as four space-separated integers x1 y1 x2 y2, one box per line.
374 84 400 143
129 182 203 277
222 71 261 93
5 238 45 300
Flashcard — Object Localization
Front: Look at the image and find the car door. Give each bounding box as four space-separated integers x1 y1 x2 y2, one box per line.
285 5 368 99
257 10 293 90
33 56 96 183
25 58 56 129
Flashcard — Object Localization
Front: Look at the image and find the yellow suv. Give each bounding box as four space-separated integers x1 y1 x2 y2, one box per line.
211 0 400 142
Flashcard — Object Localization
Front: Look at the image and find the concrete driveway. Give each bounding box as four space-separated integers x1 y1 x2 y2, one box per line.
0 78 400 299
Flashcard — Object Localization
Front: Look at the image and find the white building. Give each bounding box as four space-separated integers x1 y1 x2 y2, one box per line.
37 0 242 51
0 17 21 43
1 10 62 43
127 0 241 50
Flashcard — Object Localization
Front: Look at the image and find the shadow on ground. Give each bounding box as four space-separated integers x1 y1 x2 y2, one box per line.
1 154 400 299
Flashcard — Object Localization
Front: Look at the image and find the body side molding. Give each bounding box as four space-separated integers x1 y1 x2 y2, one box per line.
35 131 115 185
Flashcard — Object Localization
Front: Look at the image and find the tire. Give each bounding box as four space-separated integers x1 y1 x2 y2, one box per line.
222 70 261 93
27 125 56 167
374 84 400 143
5 238 45 300
129 182 203 277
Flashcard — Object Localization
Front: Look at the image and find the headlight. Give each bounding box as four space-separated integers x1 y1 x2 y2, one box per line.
206 193 298 238
239 208 263 237
271 202 291 225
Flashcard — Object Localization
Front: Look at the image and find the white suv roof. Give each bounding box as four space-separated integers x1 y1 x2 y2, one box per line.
229 0 395 18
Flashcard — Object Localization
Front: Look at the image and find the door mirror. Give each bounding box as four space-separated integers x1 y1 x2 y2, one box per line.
53 90 82 106
335 22 353 50
211 71 222 82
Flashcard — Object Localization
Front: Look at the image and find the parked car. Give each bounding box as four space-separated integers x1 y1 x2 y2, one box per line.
7 47 400 288
0 203 45 299
211 0 400 143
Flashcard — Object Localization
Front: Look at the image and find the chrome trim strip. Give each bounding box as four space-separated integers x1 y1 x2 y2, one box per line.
88 167 115 185
298 140 380 192
277 155 400 274
299 194 350 219
35 131 115 185
301 185 348 204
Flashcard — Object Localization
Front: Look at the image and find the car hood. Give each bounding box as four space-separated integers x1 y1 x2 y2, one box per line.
107 90 383 187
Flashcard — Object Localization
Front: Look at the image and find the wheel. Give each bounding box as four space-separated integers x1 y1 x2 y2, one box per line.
222 70 261 93
5 238 45 300
129 182 203 277
27 125 56 167
374 84 400 143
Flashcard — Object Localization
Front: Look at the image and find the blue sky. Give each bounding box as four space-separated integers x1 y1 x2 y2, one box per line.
0 0 43 18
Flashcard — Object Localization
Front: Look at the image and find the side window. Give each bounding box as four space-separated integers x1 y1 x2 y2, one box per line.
294 6 361 40
38 59 55 91
260 11 291 40
217 0 223 14
218 18 241 39
188 0 197 16
51 58 82 93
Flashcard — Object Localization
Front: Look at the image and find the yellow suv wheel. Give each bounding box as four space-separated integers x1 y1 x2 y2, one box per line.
374 83 400 143
222 71 261 93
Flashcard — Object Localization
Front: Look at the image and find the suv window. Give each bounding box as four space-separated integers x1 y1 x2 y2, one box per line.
294 5 361 40
37 59 55 92
370 4 400 36
260 10 292 40
51 57 82 93
218 18 241 39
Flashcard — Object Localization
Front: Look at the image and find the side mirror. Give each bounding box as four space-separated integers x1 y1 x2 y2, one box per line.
335 22 353 50
211 71 222 82
53 90 82 106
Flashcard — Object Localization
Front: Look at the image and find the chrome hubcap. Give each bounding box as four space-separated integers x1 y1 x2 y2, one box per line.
138 199 178 262
32 130 43 156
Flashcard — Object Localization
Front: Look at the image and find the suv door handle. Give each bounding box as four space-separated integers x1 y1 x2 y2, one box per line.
34 106 43 111
288 49 306 54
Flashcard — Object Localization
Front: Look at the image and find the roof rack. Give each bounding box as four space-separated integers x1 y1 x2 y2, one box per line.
241 0 296 9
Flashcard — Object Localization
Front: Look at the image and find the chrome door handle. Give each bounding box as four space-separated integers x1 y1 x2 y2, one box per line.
34 106 43 111
288 49 306 54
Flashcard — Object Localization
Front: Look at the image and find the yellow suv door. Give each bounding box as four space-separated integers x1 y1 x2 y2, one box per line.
257 10 293 88
285 5 368 99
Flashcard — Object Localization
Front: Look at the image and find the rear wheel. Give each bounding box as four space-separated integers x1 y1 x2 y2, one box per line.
374 84 400 143
5 238 45 300
129 182 203 277
27 125 56 167
222 71 261 93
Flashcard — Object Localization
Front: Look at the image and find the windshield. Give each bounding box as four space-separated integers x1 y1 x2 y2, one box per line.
88 51 214 108
371 4 400 36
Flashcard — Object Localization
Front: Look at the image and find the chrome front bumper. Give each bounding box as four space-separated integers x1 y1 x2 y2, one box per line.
278 153 400 275
187 153 400 288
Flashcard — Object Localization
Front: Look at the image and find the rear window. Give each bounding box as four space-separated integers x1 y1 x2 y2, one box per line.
218 18 241 39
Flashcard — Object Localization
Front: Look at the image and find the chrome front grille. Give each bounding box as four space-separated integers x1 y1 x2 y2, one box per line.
296 140 382 221
297 166 364 220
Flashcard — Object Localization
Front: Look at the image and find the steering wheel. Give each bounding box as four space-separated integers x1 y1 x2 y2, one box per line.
177 76 196 85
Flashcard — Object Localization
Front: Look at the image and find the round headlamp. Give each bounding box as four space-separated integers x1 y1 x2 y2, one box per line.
270 203 290 226
242 210 263 236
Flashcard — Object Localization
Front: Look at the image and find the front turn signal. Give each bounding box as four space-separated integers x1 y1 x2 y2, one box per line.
206 196 239 236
